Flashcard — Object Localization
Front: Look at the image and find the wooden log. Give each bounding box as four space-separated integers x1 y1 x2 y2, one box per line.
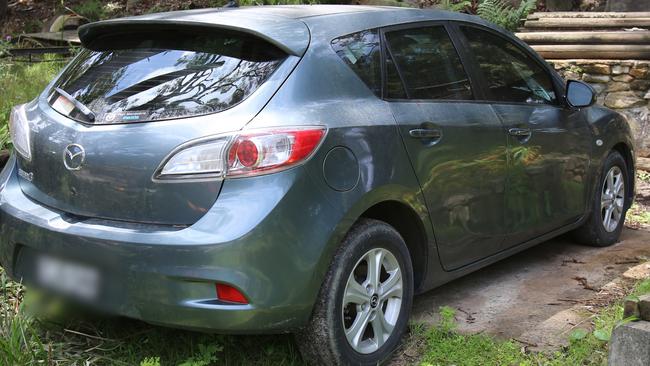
528 12 650 20
17 30 80 45
529 44 650 60
524 18 650 29
515 31 650 44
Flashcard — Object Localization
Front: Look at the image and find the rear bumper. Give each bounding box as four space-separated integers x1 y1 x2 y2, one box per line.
0 154 336 333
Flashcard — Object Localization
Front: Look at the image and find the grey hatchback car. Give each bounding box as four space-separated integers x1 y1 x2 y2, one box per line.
0 5 636 365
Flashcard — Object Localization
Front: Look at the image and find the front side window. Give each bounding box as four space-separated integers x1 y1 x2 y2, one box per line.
49 31 286 124
384 26 473 100
331 29 382 96
461 26 557 105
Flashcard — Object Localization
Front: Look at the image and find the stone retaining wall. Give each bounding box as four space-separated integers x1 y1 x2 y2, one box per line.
548 59 650 156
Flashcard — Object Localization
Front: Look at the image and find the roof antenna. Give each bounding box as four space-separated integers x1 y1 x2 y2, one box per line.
224 0 239 7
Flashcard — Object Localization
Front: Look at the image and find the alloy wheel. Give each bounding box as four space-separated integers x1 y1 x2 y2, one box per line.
601 166 625 233
342 248 403 354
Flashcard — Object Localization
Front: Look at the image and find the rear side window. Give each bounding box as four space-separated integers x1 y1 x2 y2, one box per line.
49 31 286 124
460 26 557 105
384 26 473 100
331 29 382 96
385 52 407 99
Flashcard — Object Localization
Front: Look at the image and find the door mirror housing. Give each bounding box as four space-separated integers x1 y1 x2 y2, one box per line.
566 80 596 108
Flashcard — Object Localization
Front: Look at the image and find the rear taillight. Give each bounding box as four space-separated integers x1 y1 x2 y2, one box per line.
9 104 31 161
227 128 325 177
156 127 326 180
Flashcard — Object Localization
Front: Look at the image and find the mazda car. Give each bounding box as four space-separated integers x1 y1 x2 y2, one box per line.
0 5 635 365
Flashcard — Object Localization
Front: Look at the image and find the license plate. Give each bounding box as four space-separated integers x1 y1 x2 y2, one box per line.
36 255 99 301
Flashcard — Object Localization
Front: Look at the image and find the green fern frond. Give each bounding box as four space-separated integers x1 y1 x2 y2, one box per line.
477 0 537 31
437 0 472 12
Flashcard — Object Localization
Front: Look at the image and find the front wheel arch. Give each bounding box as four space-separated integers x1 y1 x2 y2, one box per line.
611 142 635 209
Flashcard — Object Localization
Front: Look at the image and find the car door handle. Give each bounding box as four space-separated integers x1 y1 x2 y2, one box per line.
508 128 532 138
409 128 442 139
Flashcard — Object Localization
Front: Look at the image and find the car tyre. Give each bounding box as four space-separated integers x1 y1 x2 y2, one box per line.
573 150 629 247
296 218 413 366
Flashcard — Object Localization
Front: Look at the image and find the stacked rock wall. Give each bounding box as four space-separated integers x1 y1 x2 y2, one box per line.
549 59 650 156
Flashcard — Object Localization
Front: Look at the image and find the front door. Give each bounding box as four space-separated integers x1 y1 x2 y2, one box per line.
458 25 591 245
384 24 509 270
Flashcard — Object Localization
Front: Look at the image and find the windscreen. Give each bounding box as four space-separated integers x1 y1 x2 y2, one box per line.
49 30 286 124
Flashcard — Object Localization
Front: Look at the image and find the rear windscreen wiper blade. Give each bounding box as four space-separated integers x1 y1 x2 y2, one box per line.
54 87 96 122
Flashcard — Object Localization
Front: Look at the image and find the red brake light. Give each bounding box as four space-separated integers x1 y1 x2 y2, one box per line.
226 127 326 177
286 129 327 164
158 126 326 180
236 139 260 167
216 283 248 304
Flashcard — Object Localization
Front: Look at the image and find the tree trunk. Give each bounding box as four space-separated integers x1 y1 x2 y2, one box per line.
606 0 650 12
545 0 573 11
0 0 7 20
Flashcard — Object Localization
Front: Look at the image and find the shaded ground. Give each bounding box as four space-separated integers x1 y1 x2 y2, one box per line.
411 229 650 338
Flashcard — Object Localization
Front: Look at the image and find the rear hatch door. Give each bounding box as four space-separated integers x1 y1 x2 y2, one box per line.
17 15 307 225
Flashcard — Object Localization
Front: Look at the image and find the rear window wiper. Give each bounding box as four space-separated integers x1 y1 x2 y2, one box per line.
53 87 96 123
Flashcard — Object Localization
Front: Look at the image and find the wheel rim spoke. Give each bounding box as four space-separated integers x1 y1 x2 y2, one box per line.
345 309 371 348
344 278 369 305
380 269 402 300
366 249 384 290
601 166 625 233
614 175 623 195
604 206 613 230
371 311 393 348
607 170 614 192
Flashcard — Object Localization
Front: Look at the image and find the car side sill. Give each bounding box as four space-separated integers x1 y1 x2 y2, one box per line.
419 215 587 294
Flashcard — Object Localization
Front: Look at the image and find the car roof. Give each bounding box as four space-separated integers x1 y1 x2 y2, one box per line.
221 4 397 19
79 5 489 57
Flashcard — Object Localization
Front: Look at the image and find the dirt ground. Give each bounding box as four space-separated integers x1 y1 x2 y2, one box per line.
402 227 649 350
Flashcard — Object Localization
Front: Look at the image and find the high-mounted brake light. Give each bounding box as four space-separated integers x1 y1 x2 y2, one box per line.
157 127 326 180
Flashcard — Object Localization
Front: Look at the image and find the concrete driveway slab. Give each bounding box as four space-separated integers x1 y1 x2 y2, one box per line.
412 228 650 340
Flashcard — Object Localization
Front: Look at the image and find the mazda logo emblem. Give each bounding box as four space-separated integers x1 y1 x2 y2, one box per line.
63 144 86 171
370 294 379 309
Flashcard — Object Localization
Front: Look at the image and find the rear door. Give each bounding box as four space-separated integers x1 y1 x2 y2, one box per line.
383 23 509 270
456 24 591 245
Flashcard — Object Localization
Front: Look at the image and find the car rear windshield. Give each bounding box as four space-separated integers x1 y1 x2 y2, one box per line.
48 30 286 124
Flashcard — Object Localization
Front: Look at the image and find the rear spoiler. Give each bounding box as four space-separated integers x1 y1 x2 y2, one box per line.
78 8 310 57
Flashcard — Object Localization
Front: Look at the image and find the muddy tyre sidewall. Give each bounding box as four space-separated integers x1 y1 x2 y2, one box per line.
574 151 629 247
296 218 414 366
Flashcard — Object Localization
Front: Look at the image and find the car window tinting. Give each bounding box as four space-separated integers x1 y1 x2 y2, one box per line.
384 26 472 101
460 26 557 105
49 31 286 124
331 29 382 96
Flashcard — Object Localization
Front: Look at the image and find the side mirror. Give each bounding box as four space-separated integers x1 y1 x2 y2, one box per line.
566 80 596 108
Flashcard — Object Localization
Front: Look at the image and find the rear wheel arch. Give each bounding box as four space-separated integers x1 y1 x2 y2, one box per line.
359 201 428 292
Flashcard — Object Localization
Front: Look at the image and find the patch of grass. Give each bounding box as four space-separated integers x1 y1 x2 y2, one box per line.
420 278 650 366
0 57 67 150
637 170 650 184
627 202 650 226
